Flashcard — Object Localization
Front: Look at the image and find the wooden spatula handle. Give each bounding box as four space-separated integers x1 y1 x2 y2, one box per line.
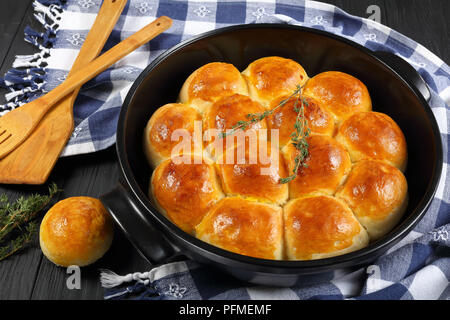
32 16 172 119
68 0 128 76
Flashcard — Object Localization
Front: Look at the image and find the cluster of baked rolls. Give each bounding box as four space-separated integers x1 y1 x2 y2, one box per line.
143 56 408 261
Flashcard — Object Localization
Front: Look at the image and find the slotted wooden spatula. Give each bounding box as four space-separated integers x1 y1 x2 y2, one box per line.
0 16 172 182
0 15 172 160
0 0 127 184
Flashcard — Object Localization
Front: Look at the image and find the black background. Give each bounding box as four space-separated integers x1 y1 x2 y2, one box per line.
0 0 448 300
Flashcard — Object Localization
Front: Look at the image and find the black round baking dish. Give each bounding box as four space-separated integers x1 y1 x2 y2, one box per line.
100 24 443 286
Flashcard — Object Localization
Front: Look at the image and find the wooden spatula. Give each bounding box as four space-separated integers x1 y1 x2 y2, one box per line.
0 0 127 184
0 15 172 168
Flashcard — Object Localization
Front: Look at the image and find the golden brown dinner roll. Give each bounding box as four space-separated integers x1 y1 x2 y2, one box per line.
179 62 248 113
336 111 407 172
266 95 335 147
282 135 352 198
196 197 283 260
216 139 289 205
284 195 369 260
303 71 372 123
242 56 308 107
203 94 267 156
150 154 224 234
144 103 202 168
336 160 408 240
40 197 113 267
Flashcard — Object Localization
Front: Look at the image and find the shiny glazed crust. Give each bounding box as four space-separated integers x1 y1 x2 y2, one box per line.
267 95 335 147
242 56 308 107
284 195 369 260
336 160 408 240
146 57 409 260
303 71 372 123
216 140 289 205
144 103 202 168
196 197 284 260
150 155 224 234
282 135 352 198
39 197 113 267
335 111 408 171
179 62 248 113
203 94 267 157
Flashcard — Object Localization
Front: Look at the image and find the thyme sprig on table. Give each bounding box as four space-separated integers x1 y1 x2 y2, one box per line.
0 183 59 262
0 223 38 262
220 85 310 184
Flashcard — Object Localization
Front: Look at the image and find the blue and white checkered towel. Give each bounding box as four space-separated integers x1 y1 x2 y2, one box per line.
2 0 449 299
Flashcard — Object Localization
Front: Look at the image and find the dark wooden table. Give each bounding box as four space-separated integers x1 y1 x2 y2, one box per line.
0 0 448 300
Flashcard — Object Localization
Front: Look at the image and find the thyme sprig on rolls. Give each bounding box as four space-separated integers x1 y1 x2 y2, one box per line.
0 183 58 261
221 84 310 184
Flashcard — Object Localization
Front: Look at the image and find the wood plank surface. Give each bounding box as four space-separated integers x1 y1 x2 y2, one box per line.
0 0 43 300
0 0 448 300
0 0 32 67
